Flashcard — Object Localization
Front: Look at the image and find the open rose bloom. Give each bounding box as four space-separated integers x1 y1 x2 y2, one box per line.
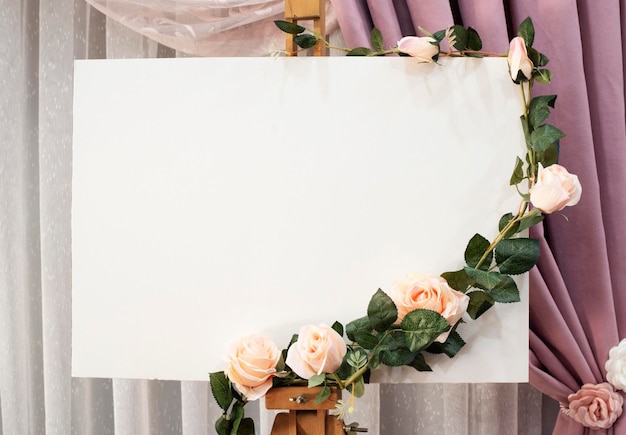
529 163 582 214
286 324 347 379
565 383 623 430
224 335 280 401
606 338 626 392
390 272 469 343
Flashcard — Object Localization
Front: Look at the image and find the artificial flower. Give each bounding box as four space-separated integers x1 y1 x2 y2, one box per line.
286 324 347 379
507 36 533 82
606 339 626 393
390 273 469 343
224 335 280 401
563 382 623 430
397 36 439 62
529 163 582 214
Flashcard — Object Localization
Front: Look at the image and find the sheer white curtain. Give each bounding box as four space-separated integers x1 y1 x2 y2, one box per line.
0 0 547 434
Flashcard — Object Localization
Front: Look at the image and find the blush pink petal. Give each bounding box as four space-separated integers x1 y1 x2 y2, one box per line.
565 383 623 430
397 36 438 62
507 37 533 81
285 324 347 379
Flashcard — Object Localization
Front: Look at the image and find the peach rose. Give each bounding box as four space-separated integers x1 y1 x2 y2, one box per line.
390 273 469 343
286 324 347 379
397 36 439 63
564 383 623 430
507 36 533 82
530 163 582 214
224 335 280 401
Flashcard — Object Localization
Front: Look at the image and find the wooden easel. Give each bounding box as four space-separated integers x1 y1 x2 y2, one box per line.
266 387 345 435
284 0 326 56
267 3 365 433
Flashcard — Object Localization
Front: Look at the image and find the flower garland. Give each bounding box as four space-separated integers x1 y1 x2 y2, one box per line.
210 18 583 435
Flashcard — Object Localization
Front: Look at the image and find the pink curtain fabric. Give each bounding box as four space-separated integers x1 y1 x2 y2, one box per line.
331 0 626 434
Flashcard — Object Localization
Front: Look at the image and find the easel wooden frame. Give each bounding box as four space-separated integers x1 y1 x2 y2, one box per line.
284 0 326 56
268 5 341 433
266 387 345 435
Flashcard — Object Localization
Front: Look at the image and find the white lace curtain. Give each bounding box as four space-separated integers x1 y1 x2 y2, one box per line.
83 0 340 56
0 0 548 433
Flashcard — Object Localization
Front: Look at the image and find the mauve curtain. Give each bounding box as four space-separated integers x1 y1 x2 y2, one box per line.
332 0 626 434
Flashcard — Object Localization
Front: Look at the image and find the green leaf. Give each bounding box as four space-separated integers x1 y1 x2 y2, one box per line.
464 268 520 303
409 353 432 372
237 418 255 435
380 349 417 367
294 34 318 49
529 95 557 127
210 372 233 412
331 321 344 337
352 331 379 350
347 47 373 56
230 402 245 435
537 142 559 167
533 68 552 84
347 349 368 369
513 69 530 84
432 29 446 42
308 374 325 388
531 124 565 153
370 28 384 52
314 385 332 404
351 376 366 398
517 211 544 233
495 238 540 275
367 289 398 332
288 334 299 347
467 27 482 51
510 156 525 186
426 330 466 357
465 233 492 270
216 416 232 435
274 20 305 35
401 309 450 352
346 316 371 342
450 25 468 50
517 17 535 47
499 213 521 239
377 331 406 352
527 47 541 68
537 53 550 67
441 269 473 293
367 352 380 370
466 291 495 319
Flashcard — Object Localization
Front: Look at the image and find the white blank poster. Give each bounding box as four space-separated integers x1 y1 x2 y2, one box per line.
72 57 528 383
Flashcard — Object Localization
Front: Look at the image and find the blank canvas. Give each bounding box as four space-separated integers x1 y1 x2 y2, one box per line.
72 57 528 383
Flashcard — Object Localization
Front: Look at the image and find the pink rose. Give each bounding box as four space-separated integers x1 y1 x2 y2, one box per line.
507 36 533 82
564 383 623 430
224 335 280 401
397 36 439 63
286 324 347 379
529 163 582 214
390 273 469 343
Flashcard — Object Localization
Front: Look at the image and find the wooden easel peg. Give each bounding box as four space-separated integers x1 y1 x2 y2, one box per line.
265 387 344 435
284 0 326 56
